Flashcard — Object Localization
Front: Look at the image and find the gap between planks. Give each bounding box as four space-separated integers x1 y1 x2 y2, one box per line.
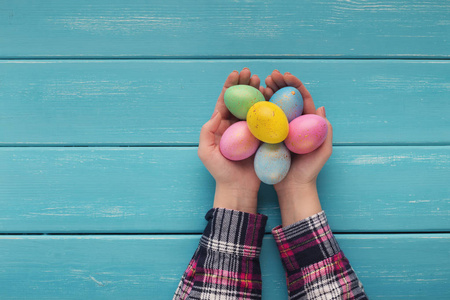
0 56 449 61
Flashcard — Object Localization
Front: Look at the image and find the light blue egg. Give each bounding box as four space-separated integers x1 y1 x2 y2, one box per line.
254 143 291 185
269 86 303 122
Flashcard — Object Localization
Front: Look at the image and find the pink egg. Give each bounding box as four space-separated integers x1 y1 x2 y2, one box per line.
220 121 260 161
284 114 328 154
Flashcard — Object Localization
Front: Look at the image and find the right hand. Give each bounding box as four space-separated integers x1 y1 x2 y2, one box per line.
264 70 333 225
263 70 333 193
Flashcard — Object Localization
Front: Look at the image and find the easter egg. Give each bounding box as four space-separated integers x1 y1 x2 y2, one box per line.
219 121 260 161
224 85 265 119
284 114 328 154
269 87 303 122
246 102 289 144
254 143 291 185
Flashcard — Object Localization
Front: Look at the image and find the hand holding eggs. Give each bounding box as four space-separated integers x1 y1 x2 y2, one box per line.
219 82 328 185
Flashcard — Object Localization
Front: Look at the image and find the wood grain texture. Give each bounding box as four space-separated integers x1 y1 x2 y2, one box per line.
1 1 448 299
0 234 448 299
1 60 449 145
1 0 449 58
1 146 448 233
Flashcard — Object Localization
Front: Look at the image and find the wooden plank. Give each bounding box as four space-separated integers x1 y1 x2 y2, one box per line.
1 146 448 233
1 0 448 58
0 234 448 299
0 60 449 145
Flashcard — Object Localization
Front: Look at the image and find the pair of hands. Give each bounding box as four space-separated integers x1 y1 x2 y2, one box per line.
198 68 332 223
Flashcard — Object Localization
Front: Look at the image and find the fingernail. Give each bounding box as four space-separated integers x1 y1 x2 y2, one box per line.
243 67 249 70
285 72 291 75
322 107 326 117
233 70 238 73
274 69 280 73
211 111 219 119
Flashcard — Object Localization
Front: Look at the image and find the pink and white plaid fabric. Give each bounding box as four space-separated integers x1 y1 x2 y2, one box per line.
272 211 367 299
173 208 367 299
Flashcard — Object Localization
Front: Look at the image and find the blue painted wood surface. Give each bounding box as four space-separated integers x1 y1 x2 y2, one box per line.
1 60 449 145
1 146 448 233
1 0 449 58
0 235 448 299
1 0 449 298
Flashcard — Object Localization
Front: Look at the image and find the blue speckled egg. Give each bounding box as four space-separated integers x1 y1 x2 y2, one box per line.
269 86 303 122
254 143 291 185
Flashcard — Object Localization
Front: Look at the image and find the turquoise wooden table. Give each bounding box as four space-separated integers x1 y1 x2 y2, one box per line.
1 1 449 299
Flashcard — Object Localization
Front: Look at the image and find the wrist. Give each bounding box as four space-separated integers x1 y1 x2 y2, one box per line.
213 183 259 214
276 181 322 227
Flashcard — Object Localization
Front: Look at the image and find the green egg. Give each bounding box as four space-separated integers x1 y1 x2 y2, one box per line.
224 85 265 120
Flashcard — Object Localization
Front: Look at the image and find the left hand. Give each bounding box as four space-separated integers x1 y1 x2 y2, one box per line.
198 68 265 214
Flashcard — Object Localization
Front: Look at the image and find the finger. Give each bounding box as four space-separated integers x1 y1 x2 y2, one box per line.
322 118 333 156
264 87 274 101
271 70 287 88
214 71 239 119
315 106 333 157
198 111 222 157
265 75 279 92
284 74 316 114
259 86 268 100
316 106 326 118
238 68 251 85
249 74 261 89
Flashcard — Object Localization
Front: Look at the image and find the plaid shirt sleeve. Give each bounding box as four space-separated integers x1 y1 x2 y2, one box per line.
173 207 268 300
271 211 368 300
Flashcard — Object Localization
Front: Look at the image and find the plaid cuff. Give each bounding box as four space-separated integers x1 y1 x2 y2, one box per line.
271 211 341 271
200 208 268 258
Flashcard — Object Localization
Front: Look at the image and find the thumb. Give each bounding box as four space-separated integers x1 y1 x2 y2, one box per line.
315 106 333 158
316 106 325 118
198 111 222 159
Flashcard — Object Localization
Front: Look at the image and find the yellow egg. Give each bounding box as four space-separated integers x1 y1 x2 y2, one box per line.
247 102 289 144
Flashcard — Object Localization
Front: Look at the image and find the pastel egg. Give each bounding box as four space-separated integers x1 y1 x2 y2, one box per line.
269 86 303 122
220 121 260 161
254 143 291 185
284 114 328 154
224 85 265 119
246 102 289 144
